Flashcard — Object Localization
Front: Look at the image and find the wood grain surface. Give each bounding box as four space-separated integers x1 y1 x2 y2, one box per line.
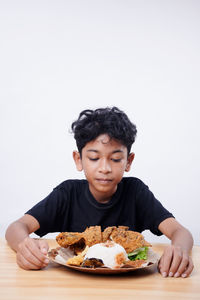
0 238 199 300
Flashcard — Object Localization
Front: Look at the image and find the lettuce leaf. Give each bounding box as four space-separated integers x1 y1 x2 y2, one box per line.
128 247 148 261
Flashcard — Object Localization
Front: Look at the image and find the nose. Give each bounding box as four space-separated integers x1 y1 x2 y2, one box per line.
98 158 111 173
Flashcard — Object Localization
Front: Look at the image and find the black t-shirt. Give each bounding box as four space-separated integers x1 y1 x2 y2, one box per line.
26 177 174 237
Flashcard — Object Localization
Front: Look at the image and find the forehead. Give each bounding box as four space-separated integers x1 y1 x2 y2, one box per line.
83 134 127 152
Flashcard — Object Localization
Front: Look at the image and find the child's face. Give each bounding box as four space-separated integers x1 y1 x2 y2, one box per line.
73 134 134 203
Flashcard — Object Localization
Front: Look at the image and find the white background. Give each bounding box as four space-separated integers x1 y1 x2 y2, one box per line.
0 0 199 245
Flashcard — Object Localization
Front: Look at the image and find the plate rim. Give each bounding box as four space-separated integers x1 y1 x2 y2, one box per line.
48 249 158 274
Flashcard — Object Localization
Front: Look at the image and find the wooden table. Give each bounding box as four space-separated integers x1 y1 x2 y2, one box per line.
0 239 200 300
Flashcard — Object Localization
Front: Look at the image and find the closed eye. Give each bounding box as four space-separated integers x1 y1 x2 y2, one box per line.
89 157 99 161
111 159 121 162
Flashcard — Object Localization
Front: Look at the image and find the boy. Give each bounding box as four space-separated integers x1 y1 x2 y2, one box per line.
5 107 194 277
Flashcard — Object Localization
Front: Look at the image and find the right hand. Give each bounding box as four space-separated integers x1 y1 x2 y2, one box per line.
16 237 49 270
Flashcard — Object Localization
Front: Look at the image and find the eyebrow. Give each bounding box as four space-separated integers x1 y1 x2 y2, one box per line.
86 149 123 154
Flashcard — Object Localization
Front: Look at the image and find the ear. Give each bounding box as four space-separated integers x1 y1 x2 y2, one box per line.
73 151 83 171
125 152 135 172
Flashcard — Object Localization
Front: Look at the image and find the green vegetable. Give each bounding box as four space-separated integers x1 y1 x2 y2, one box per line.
128 247 148 261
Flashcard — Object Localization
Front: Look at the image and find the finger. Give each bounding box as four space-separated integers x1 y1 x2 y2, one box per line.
18 238 49 267
159 247 173 277
18 243 48 268
25 239 49 264
38 240 49 255
17 252 42 270
180 257 194 278
157 257 164 273
168 247 183 277
172 252 190 277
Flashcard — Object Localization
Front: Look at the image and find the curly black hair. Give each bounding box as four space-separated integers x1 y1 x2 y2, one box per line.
71 107 137 154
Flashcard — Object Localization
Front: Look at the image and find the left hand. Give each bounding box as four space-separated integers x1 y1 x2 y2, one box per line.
158 245 194 278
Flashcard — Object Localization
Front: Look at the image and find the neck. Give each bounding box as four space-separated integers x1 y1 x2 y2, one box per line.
96 197 110 204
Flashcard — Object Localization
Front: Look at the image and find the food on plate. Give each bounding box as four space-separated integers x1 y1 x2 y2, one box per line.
54 226 156 270
66 246 89 266
56 225 151 253
105 226 151 253
82 257 104 268
83 240 128 269
56 226 102 253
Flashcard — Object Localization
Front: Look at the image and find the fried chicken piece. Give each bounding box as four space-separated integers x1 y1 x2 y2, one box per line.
56 232 83 248
56 226 102 248
102 226 150 253
102 226 116 242
82 226 102 247
110 228 151 253
118 226 129 230
102 226 129 242
69 238 86 255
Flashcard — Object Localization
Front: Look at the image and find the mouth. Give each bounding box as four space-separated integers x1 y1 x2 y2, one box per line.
96 178 112 184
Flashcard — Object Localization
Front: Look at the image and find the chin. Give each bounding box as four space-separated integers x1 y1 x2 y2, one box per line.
96 185 116 194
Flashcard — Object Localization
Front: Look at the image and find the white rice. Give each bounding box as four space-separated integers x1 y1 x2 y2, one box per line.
84 241 128 269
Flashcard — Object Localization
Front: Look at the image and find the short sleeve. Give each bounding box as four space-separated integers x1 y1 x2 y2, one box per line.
135 181 174 235
25 186 70 237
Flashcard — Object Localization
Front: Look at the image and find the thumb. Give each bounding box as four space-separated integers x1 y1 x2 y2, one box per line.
39 240 49 255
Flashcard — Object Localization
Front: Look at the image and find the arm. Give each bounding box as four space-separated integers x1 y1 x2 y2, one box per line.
158 217 194 278
5 214 49 270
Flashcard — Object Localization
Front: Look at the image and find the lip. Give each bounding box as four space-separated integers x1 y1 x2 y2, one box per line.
96 178 112 184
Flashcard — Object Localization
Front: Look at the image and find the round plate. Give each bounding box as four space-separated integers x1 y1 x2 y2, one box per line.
51 259 157 274
48 247 159 275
